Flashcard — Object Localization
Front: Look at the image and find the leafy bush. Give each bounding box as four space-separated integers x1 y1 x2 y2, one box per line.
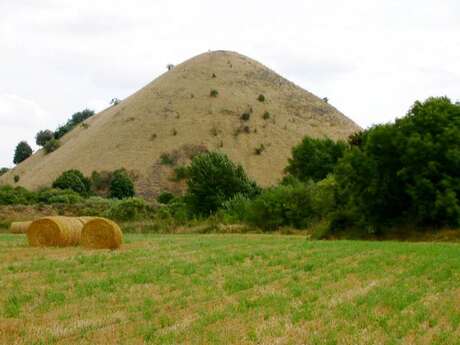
240 112 251 121
13 141 32 164
263 112 270 120
186 152 260 215
335 97 460 230
157 192 175 204
0 185 36 205
52 170 91 196
14 175 20 183
210 89 219 97
254 144 265 155
110 169 135 199
54 109 95 139
35 130 54 146
258 94 265 102
285 137 347 182
173 166 189 181
0 167 9 176
106 197 152 221
220 193 252 223
246 182 314 231
156 197 190 225
44 138 60 153
160 153 178 166
36 188 83 204
245 177 336 231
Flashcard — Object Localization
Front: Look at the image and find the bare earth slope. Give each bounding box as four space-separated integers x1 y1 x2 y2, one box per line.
1 51 360 198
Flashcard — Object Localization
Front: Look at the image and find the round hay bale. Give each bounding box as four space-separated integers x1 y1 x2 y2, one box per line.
9 221 32 234
81 218 123 250
27 216 95 247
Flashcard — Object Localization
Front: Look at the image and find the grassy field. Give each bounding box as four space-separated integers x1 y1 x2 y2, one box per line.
1 234 460 345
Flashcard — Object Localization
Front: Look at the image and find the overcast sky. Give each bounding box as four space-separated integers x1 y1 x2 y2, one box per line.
0 0 459 167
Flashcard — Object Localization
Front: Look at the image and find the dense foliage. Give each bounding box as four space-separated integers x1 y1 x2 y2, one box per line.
335 97 460 230
2 97 459 237
0 185 83 205
0 168 9 176
285 137 347 182
157 192 175 204
107 197 152 221
13 141 33 164
44 138 60 153
35 130 54 147
52 170 91 196
110 169 135 199
186 152 260 215
54 109 95 139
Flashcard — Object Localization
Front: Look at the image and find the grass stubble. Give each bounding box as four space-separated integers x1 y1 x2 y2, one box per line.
1 233 460 345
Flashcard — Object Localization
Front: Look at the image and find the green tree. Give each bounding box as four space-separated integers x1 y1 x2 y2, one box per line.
44 138 60 153
35 130 54 147
186 152 260 215
13 141 33 164
52 169 91 196
110 169 135 199
0 167 9 176
285 137 347 182
335 97 460 230
54 109 95 139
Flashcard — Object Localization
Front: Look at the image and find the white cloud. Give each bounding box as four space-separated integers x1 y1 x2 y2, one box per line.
0 0 459 166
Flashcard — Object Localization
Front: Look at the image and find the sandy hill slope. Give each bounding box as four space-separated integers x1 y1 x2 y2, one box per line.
1 51 360 199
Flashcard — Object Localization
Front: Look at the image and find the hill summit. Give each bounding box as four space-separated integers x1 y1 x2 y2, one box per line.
1 51 360 198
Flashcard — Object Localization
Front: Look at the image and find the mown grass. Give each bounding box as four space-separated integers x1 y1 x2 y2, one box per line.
1 234 460 344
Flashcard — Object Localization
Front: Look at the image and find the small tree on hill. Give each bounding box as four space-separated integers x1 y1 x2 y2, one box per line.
52 169 91 196
285 137 347 182
185 152 260 215
44 138 60 153
13 141 33 164
110 169 135 199
36 130 54 147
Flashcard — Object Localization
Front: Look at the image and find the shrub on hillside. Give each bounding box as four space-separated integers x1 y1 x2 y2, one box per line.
157 192 175 204
0 185 36 205
220 193 252 223
13 141 32 164
285 137 347 182
335 97 460 230
52 170 91 196
240 112 251 121
258 94 265 102
173 166 189 181
36 188 83 204
185 152 260 215
35 130 54 147
54 109 95 139
44 138 60 153
210 89 219 97
110 169 135 199
106 197 152 221
0 167 9 176
160 152 178 166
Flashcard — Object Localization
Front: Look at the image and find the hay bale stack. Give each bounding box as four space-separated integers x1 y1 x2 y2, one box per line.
81 218 123 250
27 216 95 247
9 221 32 234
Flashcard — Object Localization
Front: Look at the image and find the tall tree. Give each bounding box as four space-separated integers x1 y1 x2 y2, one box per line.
13 141 33 164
